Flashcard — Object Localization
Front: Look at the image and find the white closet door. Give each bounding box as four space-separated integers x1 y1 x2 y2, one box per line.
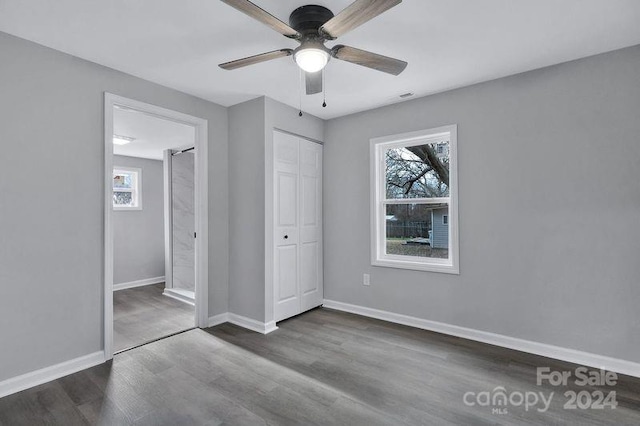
273 131 323 322
274 132 301 321
299 139 323 312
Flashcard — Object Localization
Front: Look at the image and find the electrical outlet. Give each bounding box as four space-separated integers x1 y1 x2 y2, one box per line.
363 273 370 286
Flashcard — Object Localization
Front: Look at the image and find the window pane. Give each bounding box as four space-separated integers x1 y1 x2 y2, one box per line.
113 173 133 189
385 203 449 259
113 191 133 206
385 141 449 199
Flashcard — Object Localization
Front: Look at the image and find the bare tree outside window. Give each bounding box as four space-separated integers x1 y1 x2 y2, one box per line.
384 141 450 259
385 142 449 199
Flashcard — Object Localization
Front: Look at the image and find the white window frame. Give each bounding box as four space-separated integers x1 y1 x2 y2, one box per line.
113 166 142 211
370 124 459 274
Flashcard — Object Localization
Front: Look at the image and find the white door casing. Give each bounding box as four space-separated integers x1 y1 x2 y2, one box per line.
104 93 208 360
273 131 323 322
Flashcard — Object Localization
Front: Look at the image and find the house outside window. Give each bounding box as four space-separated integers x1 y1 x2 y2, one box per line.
113 167 142 210
370 125 459 273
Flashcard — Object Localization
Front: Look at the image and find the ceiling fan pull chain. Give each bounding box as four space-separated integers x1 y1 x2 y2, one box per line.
298 68 303 117
322 69 327 108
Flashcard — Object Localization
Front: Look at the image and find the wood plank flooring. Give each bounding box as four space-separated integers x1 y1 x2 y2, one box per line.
1 307 639 425
114 283 194 352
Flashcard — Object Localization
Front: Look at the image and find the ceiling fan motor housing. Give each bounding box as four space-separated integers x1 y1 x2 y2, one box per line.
289 5 334 36
290 5 334 70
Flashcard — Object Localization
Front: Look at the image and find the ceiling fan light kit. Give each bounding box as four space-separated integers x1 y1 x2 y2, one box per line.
219 0 408 98
294 45 329 73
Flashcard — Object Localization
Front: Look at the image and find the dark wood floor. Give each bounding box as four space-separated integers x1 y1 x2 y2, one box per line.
114 283 194 352
1 308 639 425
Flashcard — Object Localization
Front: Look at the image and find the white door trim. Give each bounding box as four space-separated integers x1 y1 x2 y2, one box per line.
104 93 209 360
265 131 276 325
163 149 174 292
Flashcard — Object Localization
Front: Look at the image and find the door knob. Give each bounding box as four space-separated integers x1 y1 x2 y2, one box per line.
284 235 289 239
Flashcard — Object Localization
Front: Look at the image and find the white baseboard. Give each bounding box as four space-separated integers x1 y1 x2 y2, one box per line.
207 313 278 335
162 288 195 306
323 299 640 378
0 351 105 399
228 313 278 334
208 313 229 327
264 321 278 334
113 276 165 291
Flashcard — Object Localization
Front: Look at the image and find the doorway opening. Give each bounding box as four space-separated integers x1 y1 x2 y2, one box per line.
104 94 208 359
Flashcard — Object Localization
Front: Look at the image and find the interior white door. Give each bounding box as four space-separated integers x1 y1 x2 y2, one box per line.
273 131 323 322
299 139 323 312
274 132 301 321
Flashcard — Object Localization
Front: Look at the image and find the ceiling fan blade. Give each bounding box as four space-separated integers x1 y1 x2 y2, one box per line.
332 45 407 75
319 0 401 39
220 0 300 39
219 49 293 70
305 71 323 95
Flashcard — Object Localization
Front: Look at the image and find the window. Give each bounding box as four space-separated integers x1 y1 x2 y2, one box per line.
370 125 458 273
113 167 141 210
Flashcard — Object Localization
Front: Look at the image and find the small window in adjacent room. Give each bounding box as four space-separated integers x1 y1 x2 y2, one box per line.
370 125 459 274
113 167 142 210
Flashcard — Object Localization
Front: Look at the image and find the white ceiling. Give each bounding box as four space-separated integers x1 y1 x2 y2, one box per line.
113 107 195 160
1 1 639 119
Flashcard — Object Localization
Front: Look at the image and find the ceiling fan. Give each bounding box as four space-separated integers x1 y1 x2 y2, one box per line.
218 0 408 95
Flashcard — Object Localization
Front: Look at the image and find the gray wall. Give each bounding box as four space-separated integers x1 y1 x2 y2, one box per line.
323 45 640 363
228 97 265 321
228 97 324 322
113 155 164 284
171 152 195 292
0 31 228 382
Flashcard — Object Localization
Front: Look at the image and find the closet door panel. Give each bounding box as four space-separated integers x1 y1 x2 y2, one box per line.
300 241 319 295
274 132 300 321
276 245 297 300
299 139 323 312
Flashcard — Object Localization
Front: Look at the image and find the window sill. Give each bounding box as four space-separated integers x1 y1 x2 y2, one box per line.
372 257 459 274
113 206 142 211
